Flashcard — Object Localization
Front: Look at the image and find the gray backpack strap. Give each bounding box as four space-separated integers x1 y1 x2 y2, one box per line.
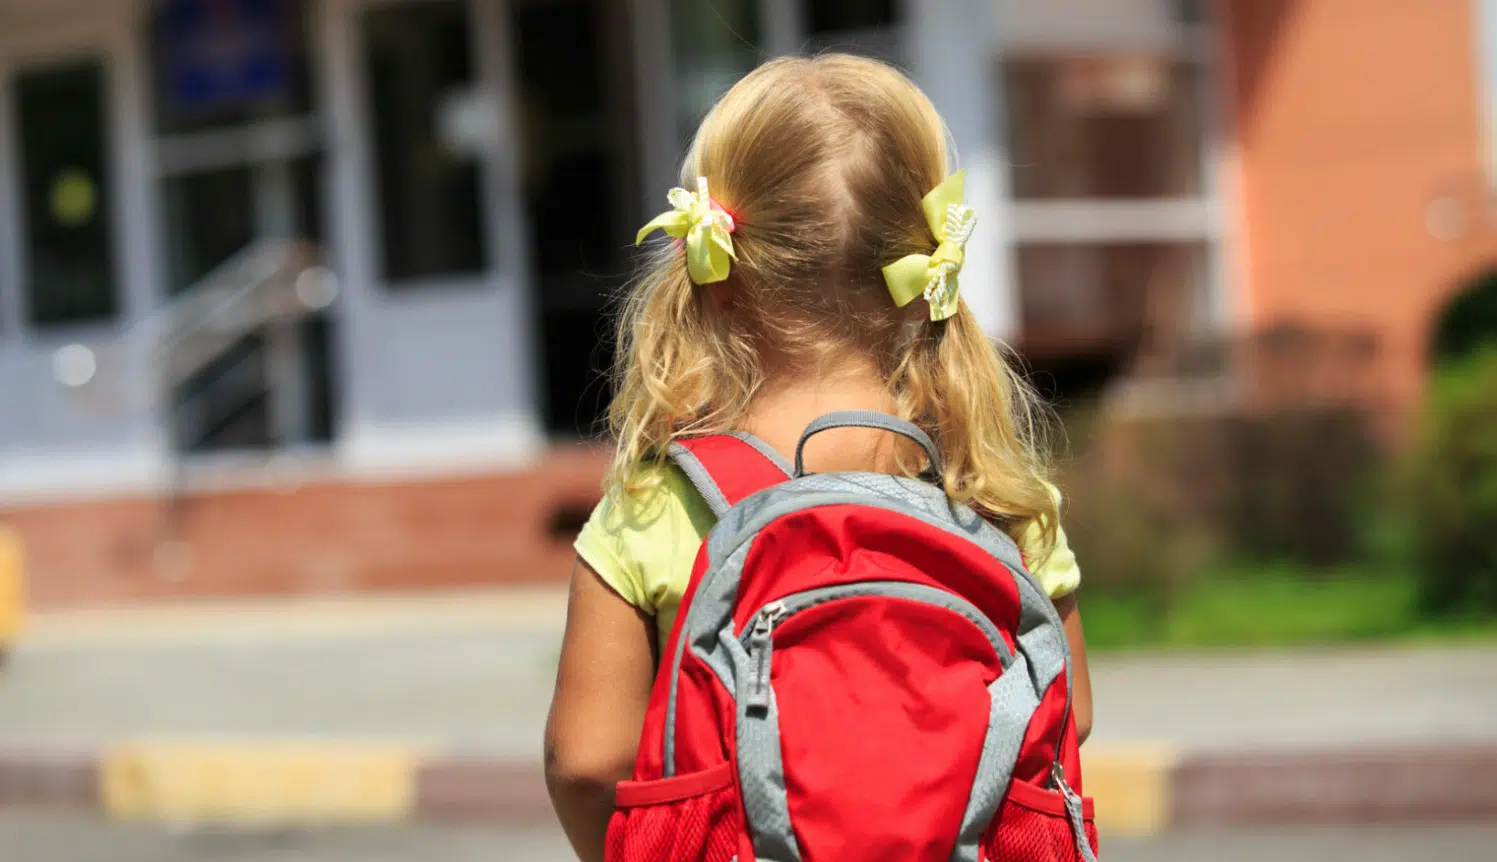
793 410 943 478
667 432 792 518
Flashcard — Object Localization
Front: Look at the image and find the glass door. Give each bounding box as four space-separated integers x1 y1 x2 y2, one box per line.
509 0 641 437
147 0 336 453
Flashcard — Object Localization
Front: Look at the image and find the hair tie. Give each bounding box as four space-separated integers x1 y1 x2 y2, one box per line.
882 170 976 321
636 177 737 284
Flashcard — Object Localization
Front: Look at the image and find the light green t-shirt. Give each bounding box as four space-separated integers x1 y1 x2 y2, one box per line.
575 466 1081 650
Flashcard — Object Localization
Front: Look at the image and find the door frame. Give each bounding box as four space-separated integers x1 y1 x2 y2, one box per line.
320 0 528 299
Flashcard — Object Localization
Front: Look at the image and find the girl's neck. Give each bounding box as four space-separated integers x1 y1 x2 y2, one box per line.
738 353 902 474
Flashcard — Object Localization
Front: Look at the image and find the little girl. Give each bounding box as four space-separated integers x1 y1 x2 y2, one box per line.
545 54 1092 861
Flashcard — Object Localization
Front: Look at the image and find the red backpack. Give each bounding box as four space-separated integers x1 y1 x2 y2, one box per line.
605 411 1098 862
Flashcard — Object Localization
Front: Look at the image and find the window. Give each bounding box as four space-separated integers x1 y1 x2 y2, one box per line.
160 156 321 293
1005 56 1204 199
162 166 254 293
363 1 487 283
1173 0 1207 26
18 60 119 327
1016 242 1209 355
150 0 313 136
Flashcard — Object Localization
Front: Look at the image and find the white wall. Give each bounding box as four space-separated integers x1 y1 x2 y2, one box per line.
909 0 1020 339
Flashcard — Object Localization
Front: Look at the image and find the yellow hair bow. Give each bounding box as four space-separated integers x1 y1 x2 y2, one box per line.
882 170 977 321
636 177 737 285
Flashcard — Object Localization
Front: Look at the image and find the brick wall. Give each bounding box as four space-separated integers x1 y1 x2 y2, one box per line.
0 448 611 609
1224 0 1497 416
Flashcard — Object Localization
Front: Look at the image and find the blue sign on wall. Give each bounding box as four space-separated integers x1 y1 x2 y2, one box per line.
161 0 290 115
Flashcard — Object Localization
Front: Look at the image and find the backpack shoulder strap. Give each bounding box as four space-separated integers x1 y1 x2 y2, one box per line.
668 432 792 518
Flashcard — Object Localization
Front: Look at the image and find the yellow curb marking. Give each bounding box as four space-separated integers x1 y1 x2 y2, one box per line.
101 742 419 825
0 527 24 646
1084 745 1179 837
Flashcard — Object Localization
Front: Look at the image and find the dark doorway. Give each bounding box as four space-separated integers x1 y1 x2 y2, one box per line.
510 0 640 439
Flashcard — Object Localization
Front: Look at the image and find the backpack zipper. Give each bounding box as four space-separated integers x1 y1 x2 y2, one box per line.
745 601 787 713
739 580 1014 718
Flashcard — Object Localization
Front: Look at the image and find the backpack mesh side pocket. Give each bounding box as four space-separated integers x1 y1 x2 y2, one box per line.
605 762 741 862
982 779 1099 862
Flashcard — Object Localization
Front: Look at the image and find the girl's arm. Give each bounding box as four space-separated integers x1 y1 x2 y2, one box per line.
545 559 657 862
1054 594 1093 744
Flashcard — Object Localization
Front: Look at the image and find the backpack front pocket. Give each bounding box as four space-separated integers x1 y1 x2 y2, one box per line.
605 762 740 862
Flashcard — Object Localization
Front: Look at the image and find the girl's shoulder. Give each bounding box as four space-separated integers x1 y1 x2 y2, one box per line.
1017 482 1081 600
573 465 715 613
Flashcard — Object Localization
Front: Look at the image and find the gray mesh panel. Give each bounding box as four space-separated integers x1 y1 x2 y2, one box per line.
949 654 1043 862
664 539 752 776
727 631 803 862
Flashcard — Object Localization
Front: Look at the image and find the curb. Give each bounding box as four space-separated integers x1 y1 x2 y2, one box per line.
2 743 1495 834
0 528 24 649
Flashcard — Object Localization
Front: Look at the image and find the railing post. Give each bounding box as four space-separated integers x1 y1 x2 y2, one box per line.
265 319 311 448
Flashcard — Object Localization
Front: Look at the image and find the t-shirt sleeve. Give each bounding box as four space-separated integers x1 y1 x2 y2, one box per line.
1018 483 1082 600
573 492 655 614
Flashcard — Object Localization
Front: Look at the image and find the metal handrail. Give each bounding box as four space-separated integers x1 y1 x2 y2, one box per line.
53 238 336 415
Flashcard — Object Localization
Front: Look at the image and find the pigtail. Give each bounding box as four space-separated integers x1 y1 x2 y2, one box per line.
608 247 761 498
892 308 1059 548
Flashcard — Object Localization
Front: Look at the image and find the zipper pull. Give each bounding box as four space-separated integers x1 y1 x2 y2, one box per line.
1052 761 1097 862
1051 762 1076 799
744 602 786 714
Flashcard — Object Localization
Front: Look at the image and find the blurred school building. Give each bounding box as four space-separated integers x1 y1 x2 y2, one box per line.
0 0 1493 606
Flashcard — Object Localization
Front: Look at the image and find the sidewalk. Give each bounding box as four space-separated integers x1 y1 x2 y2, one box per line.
1 589 1494 834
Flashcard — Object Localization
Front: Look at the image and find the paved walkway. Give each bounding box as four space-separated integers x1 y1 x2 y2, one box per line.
2 589 1495 758
4 815 1495 862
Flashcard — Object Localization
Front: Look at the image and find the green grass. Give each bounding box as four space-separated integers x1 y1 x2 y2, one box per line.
1081 564 1497 652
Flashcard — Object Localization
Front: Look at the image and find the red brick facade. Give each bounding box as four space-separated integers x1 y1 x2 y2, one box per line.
1224 0 1497 414
2 449 610 609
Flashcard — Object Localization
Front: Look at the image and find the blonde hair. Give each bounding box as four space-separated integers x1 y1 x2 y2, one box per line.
608 54 1057 543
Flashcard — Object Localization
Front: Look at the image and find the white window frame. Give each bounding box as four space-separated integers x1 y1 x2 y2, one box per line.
1000 0 1233 335
323 0 522 298
0 5 154 344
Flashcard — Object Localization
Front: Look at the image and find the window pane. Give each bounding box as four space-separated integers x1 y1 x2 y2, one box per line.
150 0 313 135
1016 242 1208 356
161 156 322 293
1173 0 1207 26
363 1 487 283
672 0 760 145
1005 56 1204 199
18 60 119 327
162 166 255 293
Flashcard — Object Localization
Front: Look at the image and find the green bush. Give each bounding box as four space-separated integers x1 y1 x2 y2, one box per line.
1058 405 1379 598
1408 348 1497 616
1433 271 1497 367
